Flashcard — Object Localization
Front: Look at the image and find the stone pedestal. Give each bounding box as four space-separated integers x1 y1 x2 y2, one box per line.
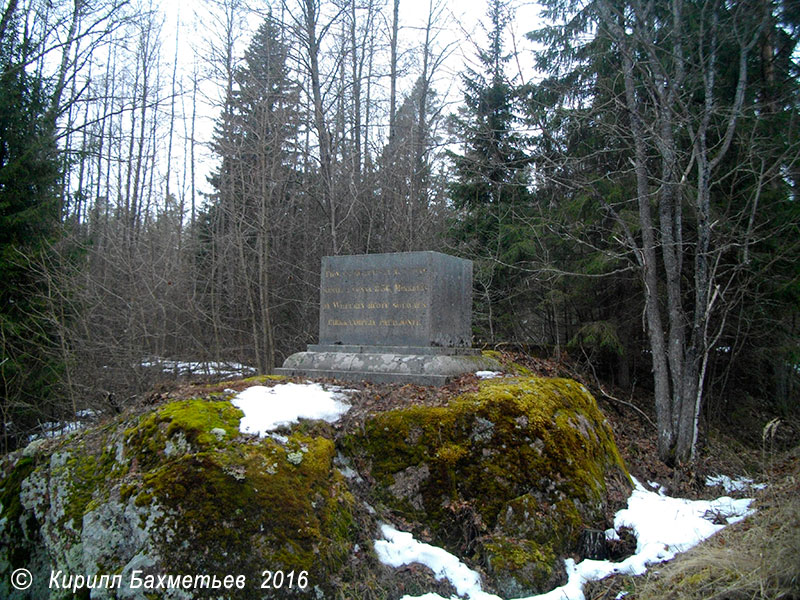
275 252 500 385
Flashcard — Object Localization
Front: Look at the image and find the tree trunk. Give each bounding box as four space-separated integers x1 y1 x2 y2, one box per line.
598 0 766 464
389 0 399 140
301 0 338 253
619 45 675 461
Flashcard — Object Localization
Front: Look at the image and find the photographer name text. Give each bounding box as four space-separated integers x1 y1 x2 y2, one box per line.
39 569 309 594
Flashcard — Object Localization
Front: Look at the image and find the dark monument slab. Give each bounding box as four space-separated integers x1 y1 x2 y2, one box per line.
315 252 471 349
276 251 500 385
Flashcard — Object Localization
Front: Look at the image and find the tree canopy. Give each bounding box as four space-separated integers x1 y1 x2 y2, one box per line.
522 0 800 463
0 0 797 462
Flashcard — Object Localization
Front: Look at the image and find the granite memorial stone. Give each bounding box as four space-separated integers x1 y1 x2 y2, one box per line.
276 251 500 384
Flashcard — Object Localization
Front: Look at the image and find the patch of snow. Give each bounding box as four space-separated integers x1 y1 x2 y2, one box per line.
375 524 502 600
76 408 99 419
28 420 84 442
26 408 102 442
706 474 766 493
476 371 504 379
140 357 256 378
377 477 756 600
610 477 753 564
231 383 350 435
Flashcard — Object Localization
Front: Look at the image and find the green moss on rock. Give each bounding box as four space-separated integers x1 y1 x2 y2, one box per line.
480 350 533 375
484 537 559 595
62 445 118 529
1 395 358 599
134 432 354 594
124 398 243 470
119 401 356 598
238 374 287 384
346 375 631 596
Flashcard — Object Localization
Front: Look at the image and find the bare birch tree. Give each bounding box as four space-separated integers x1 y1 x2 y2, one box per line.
517 0 800 464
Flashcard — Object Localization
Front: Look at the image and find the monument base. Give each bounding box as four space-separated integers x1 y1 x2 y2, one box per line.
275 347 501 386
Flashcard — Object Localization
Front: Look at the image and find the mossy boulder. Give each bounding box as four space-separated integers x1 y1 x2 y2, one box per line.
0 398 357 599
346 375 631 597
1 375 630 600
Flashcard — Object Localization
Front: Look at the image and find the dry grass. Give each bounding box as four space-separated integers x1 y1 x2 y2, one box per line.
614 447 800 600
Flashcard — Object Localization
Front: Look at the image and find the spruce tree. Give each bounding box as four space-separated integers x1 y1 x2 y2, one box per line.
447 0 532 343
203 14 302 372
376 77 443 252
0 10 63 448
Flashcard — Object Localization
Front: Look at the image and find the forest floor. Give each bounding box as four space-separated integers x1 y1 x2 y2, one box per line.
152 351 800 600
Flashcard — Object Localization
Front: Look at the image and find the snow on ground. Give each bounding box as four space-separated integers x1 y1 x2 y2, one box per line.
140 357 256 378
25 409 101 442
375 524 502 600
27 420 85 441
231 382 351 435
376 477 756 600
706 474 766 494
475 371 504 379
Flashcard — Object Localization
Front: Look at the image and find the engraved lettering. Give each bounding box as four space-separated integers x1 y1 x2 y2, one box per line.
379 318 422 327
350 319 376 326
350 284 391 293
328 318 377 327
332 301 365 309
394 283 427 292
392 302 427 309
316 253 472 347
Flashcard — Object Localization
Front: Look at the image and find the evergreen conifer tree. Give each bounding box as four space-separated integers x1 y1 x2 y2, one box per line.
203 14 302 372
377 76 443 252
1 9 63 447
524 0 800 463
447 0 532 342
